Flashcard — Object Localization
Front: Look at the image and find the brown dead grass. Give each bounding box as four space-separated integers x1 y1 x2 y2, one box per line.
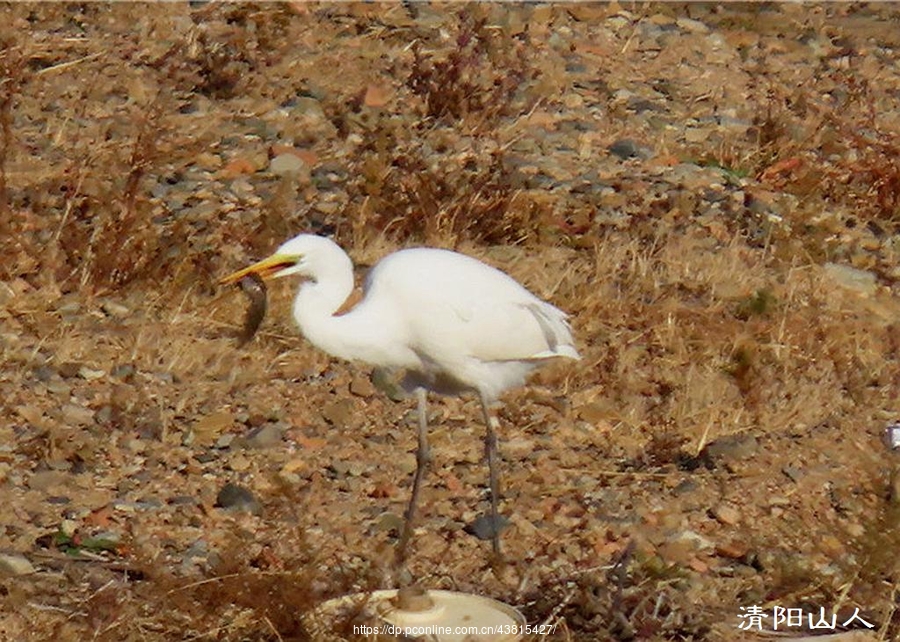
3 3 900 641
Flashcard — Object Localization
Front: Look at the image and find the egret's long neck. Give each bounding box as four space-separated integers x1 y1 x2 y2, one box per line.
290 253 397 365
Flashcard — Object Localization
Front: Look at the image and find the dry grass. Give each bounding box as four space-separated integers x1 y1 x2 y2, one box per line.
3 3 900 641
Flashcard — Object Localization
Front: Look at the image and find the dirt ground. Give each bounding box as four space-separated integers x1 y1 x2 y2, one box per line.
2 3 900 641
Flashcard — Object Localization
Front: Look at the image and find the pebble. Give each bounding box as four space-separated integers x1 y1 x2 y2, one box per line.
241 424 284 449
670 529 714 550
110 363 135 379
99 299 130 318
28 470 70 491
782 465 804 482
187 410 234 447
58 362 83 379
269 153 309 177
78 366 105 381
34 365 56 382
715 539 750 560
465 513 510 541
215 483 262 515
676 17 710 33
656 539 694 564
703 433 758 461
311 164 348 191
330 461 366 478
321 399 356 427
0 553 35 577
608 138 654 160
226 454 251 472
710 503 741 526
215 434 236 449
374 512 405 534
349 374 376 398
823 262 877 296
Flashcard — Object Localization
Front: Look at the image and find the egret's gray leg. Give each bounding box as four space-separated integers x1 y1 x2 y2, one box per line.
479 392 502 556
396 388 430 565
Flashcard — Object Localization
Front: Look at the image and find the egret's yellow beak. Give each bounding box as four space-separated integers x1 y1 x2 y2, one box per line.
220 254 298 285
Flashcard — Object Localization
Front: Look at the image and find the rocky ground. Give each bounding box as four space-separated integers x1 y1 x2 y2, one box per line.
2 3 900 641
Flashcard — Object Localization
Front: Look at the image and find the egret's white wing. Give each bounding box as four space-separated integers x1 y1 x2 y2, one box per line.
366 248 578 364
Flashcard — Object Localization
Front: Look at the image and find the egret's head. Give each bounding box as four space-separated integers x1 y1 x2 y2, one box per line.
219 234 342 285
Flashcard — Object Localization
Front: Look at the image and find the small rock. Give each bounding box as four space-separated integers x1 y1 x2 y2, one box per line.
715 539 750 560
193 451 217 464
656 539 694 564
16 405 44 426
194 152 223 170
58 362 83 379
782 465 803 482
270 144 318 167
60 519 78 537
683 128 710 143
46 381 71 395
375 512 405 534
187 410 234 447
465 513 510 541
100 299 130 319
710 503 741 526
78 366 105 380
34 365 56 382
94 405 113 424
215 483 262 515
269 153 309 177
349 374 376 398
673 479 699 495
0 553 34 577
215 433 236 449
676 17 709 33
221 157 257 179
608 138 654 160
703 433 758 461
226 454 251 472
321 399 356 427
110 363 135 379
363 83 391 108
824 262 877 296
330 461 366 478
670 529 714 550
246 413 267 428
61 403 95 426
242 424 283 450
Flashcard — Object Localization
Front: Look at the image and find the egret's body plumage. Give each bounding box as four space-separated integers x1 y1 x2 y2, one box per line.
222 233 579 564
287 238 578 400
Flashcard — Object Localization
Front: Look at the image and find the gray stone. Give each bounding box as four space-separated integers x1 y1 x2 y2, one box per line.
465 513 510 541
824 262 877 296
608 138 654 160
215 483 262 515
242 424 283 450
0 554 34 576
269 153 308 176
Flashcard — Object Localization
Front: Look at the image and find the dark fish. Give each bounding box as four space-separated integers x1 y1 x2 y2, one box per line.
237 272 267 346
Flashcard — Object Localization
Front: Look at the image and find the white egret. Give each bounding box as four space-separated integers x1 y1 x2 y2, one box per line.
221 234 580 563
